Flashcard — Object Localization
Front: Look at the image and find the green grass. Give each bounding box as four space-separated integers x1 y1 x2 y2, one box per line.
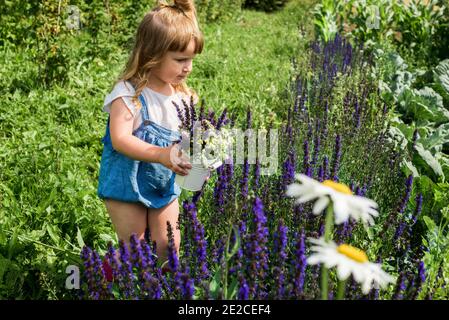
0 0 316 299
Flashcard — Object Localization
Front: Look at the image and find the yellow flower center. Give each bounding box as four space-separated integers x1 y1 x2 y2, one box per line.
337 244 368 263
322 180 353 195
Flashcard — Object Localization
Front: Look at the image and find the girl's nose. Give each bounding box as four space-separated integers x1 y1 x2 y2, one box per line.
183 60 192 73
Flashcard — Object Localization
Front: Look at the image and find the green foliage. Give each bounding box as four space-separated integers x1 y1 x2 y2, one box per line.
313 0 449 68
196 0 244 24
373 47 449 182
243 0 290 12
312 0 343 42
421 207 449 299
434 59 449 105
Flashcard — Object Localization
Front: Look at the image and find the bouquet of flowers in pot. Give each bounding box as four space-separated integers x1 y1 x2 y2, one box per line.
173 98 234 191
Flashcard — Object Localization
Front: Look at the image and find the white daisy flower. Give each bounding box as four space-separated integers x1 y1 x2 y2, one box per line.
307 237 395 294
286 174 379 225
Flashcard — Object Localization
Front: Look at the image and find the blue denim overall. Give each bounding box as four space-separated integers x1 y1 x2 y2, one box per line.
97 93 181 209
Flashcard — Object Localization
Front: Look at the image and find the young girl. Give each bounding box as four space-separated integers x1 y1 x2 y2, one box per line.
97 0 203 273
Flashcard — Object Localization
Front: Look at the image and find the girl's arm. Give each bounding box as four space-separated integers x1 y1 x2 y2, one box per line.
109 98 191 175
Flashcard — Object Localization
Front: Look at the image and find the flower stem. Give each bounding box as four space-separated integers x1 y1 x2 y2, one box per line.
337 279 347 300
321 266 329 300
324 205 334 242
321 205 334 300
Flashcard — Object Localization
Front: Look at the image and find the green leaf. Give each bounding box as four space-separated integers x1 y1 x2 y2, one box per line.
423 216 437 232
407 87 449 125
404 160 420 178
46 223 61 245
226 225 241 261
434 59 449 100
421 123 449 154
209 267 222 299
76 227 85 249
414 142 444 179
226 277 238 300
0 253 10 281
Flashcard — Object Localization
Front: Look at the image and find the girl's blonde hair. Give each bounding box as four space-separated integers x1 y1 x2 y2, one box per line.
117 0 204 107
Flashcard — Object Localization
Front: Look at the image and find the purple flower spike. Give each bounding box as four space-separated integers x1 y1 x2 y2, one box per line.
303 139 310 177
331 134 342 182
238 275 249 300
293 231 307 298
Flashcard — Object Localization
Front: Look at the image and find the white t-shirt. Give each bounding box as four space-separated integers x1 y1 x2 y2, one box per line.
103 80 186 132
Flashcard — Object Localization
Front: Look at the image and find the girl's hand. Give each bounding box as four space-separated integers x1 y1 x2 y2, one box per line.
158 144 192 176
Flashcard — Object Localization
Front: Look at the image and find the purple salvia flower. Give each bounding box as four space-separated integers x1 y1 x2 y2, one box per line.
322 156 329 181
214 166 227 210
192 189 204 205
207 109 216 127
411 193 423 226
140 239 156 270
318 222 325 237
129 234 141 269
181 98 192 129
398 175 414 215
212 236 226 265
187 202 209 281
81 246 99 300
225 158 235 201
238 275 249 300
166 221 179 273
106 242 121 285
318 165 324 182
139 239 161 299
248 197 269 298
216 108 228 130
411 261 426 300
246 109 252 130
386 175 414 231
293 77 301 114
293 204 303 227
392 272 407 300
281 149 296 195
118 239 135 299
199 99 206 122
141 271 160 299
331 134 342 182
311 120 321 174
241 159 250 200
172 101 186 128
303 139 311 177
166 221 183 297
92 250 112 299
254 157 261 189
189 95 197 122
273 220 288 299
274 269 285 299
394 222 407 243
293 230 307 298
180 272 195 299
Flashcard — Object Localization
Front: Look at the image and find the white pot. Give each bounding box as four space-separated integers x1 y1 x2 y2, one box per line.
175 164 211 191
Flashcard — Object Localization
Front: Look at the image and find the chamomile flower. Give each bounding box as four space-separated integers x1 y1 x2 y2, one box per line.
307 237 395 294
286 174 379 225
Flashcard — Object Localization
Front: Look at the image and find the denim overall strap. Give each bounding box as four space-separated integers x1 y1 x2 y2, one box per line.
138 94 151 124
137 92 181 143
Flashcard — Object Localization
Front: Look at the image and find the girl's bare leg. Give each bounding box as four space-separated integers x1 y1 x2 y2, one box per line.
105 199 147 243
147 198 180 265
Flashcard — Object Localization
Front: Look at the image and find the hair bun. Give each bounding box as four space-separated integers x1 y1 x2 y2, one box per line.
173 0 195 13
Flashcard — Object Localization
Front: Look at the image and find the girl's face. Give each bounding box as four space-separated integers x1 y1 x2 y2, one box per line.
151 39 196 87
